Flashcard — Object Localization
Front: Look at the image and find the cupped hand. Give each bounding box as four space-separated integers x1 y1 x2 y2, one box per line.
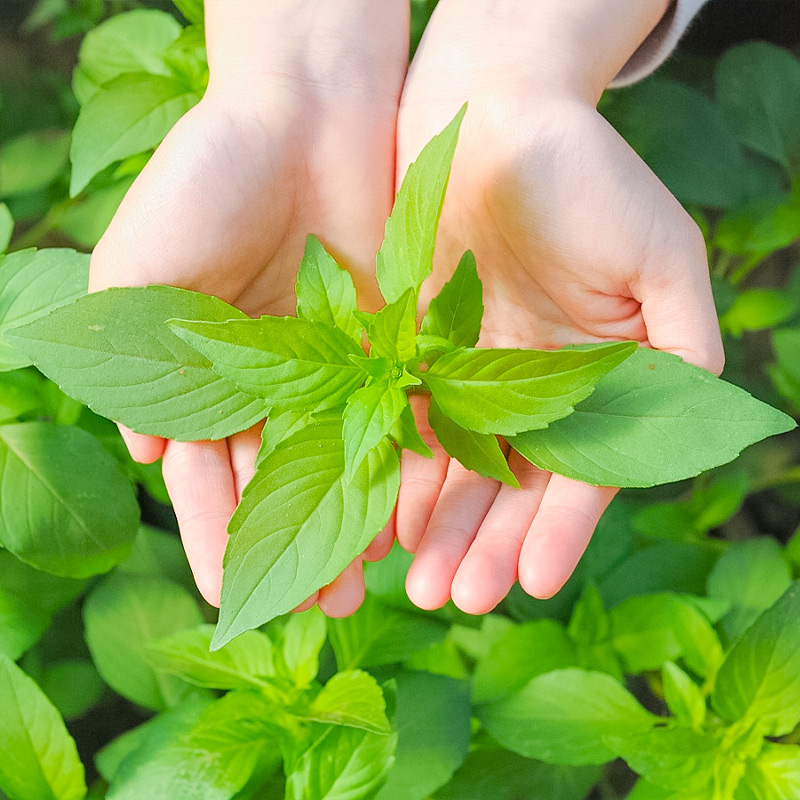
90 1 409 613
394 0 724 615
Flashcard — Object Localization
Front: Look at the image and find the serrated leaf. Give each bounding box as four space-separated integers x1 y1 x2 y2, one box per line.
256 410 311 468
420 250 483 355
305 671 391 734
0 204 13 252
296 234 360 341
428 398 518 486
0 654 87 800
367 289 417 363
389 403 432 457
376 105 466 303
7 286 266 440
343 381 407 478
170 315 365 414
0 248 88 371
423 341 635 435
512 348 796 487
214 417 399 648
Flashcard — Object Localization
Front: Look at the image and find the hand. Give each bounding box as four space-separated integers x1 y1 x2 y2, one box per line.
394 0 724 614
90 0 409 614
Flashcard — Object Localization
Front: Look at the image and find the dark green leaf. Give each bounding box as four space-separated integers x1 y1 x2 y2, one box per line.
305 670 391 734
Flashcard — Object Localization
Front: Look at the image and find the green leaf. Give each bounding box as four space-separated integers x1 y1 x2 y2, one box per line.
712 582 800 736
0 422 139 578
478 668 656 765
715 189 800 257
170 315 365 414
328 594 448 670
736 743 800 800
511 348 796 487
305 671 391 734
0 249 88 372
70 73 201 196
428 397 518 486
771 326 800 409
662 663 706 730
83 574 203 710
213 417 399 648
343 380 407 478
0 654 86 800
716 42 800 171
0 205 12 253
296 235 361 341
388 403 432 457
7 286 267 441
279 606 328 687
172 0 204 25
117 525 195 590
256 410 311 467
0 550 86 618
0 585 51 662
0 130 70 198
38 660 105 721
57 175 134 249
375 671 470 800
367 289 417 363
720 289 799 337
73 9 181 104
420 250 483 355
147 624 275 690
376 105 466 303
423 341 635 435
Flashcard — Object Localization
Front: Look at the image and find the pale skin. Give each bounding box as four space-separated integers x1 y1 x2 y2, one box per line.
90 0 723 616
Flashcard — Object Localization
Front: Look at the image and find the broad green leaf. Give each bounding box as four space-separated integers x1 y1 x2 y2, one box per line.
214 417 399 648
388 402 432 457
280 606 328 686
256 410 311 467
0 586 51 661
0 655 86 800
662 663 705 730
170 316 365 414
0 423 139 577
512 348 796 487
0 205 11 253
343 380 407 478
328 594 448 670
0 130 70 198
84 574 203 710
720 289 799 337
367 289 417 363
38 660 104 721
428 398 518 486
305 671 391 734
73 9 181 104
296 235 360 341
707 538 792 643
376 671 470 800
70 73 201 196
473 619 578 704
716 42 800 171
7 286 267 440
147 625 275 690
376 105 466 303
420 250 483 355
0 248 88 371
424 341 635 435
478 668 656 765
713 582 800 736
285 723 396 800
735 743 800 800
0 550 86 617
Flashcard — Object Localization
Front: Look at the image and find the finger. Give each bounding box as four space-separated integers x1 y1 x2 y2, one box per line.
450 452 550 614
118 424 165 464
405 461 501 611
161 439 237 607
227 423 264 502
363 510 395 562
395 395 449 553
317 559 366 618
518 476 618 600
292 592 320 614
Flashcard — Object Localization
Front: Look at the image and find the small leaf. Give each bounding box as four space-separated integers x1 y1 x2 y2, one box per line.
367 289 417 363
296 234 360 341
305 671 391 734
428 398 518 486
662 662 706 730
376 105 466 303
423 341 635 435
389 403 432 457
280 606 328 687
0 654 87 800
511 348 796 487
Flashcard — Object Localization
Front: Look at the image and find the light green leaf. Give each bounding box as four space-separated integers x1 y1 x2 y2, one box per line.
512 348 796 487
367 289 417 363
0 422 139 578
388 402 432 457
343 380 407 478
147 624 275 690
720 289 799 337
38 660 104 721
70 73 200 196
57 175 134 249
429 397 518 486
376 671 470 800
0 205 12 253
0 248 88 372
736 743 800 800
117 525 195 590
256 410 310 468
170 315 365 414
0 654 86 800
296 235 360 341
716 42 800 171
7 286 266 440
771 327 800 411
420 250 483 355
0 585 51 662
305 671 391 734
84 574 203 710
478 668 656 765
423 341 635 435
214 417 399 648
279 606 328 687
662 663 706 730
712 582 800 736
715 189 800 257
376 105 466 303
0 130 70 198
0 550 86 617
